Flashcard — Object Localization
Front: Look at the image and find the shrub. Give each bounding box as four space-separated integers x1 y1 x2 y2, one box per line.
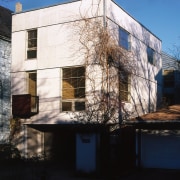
0 143 21 160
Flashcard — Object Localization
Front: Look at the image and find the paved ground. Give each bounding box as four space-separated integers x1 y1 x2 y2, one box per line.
0 162 180 180
118 169 180 180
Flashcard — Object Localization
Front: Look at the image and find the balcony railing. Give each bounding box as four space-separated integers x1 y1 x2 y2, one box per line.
12 94 39 118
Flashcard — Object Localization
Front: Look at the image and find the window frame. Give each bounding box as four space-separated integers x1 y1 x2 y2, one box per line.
27 71 37 96
61 66 86 112
119 71 131 102
27 29 37 59
163 70 175 88
119 27 131 51
147 47 155 65
27 71 37 112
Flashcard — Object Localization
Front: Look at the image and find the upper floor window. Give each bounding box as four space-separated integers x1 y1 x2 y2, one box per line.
119 28 131 50
62 66 85 111
163 70 175 88
27 71 38 112
27 29 37 59
119 71 131 102
147 47 155 65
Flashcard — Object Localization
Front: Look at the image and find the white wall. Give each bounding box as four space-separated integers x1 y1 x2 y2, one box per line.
11 0 162 124
107 0 162 116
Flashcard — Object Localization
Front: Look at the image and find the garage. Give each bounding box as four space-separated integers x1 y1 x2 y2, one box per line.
126 105 180 170
140 130 180 169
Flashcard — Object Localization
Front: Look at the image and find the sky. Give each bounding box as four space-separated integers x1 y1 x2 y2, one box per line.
1 0 180 54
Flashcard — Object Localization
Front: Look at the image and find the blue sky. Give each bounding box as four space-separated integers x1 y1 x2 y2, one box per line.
1 0 180 54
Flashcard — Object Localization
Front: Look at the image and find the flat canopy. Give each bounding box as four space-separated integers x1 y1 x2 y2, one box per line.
124 105 180 129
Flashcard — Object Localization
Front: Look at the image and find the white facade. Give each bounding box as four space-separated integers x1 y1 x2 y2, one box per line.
11 0 162 159
12 0 162 123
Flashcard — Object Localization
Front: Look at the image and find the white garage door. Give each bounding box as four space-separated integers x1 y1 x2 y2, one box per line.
141 130 180 169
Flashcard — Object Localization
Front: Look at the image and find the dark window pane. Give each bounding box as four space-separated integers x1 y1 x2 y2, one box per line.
62 102 72 111
75 102 85 111
28 30 37 39
163 70 175 87
75 88 85 98
77 67 85 77
71 78 78 88
27 30 37 59
63 68 71 78
28 39 37 48
79 77 85 87
147 47 154 65
164 81 174 87
27 50 37 59
120 91 128 101
119 28 130 50
119 71 129 101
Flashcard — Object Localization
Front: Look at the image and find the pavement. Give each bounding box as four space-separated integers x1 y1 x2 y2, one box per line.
1 162 180 180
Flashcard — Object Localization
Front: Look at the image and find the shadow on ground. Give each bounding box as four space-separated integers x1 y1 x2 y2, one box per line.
0 161 180 180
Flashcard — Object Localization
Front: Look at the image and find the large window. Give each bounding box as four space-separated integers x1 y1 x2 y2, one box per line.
119 28 131 50
27 29 37 59
62 67 85 111
147 47 155 65
119 71 130 101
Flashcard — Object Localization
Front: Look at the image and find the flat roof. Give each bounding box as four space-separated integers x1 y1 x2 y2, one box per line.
13 0 161 41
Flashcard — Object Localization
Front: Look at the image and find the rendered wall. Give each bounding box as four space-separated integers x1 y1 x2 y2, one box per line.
11 0 162 124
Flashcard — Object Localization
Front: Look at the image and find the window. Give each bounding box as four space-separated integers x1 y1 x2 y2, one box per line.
119 71 130 101
147 47 155 65
27 71 37 111
119 28 131 50
62 67 85 111
27 29 37 59
163 70 175 87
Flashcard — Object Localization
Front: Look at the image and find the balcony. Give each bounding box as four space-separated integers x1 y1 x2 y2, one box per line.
12 94 39 118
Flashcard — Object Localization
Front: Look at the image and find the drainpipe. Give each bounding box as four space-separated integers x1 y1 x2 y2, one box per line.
0 79 3 131
103 0 107 28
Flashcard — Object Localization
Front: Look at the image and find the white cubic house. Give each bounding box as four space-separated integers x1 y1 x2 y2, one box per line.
11 0 162 173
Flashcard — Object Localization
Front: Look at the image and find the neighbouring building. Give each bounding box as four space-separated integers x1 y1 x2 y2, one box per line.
0 6 12 144
162 52 180 104
11 0 162 173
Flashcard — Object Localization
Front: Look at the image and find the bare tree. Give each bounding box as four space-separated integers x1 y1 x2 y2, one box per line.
67 1 136 125
167 40 180 64
169 43 180 62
